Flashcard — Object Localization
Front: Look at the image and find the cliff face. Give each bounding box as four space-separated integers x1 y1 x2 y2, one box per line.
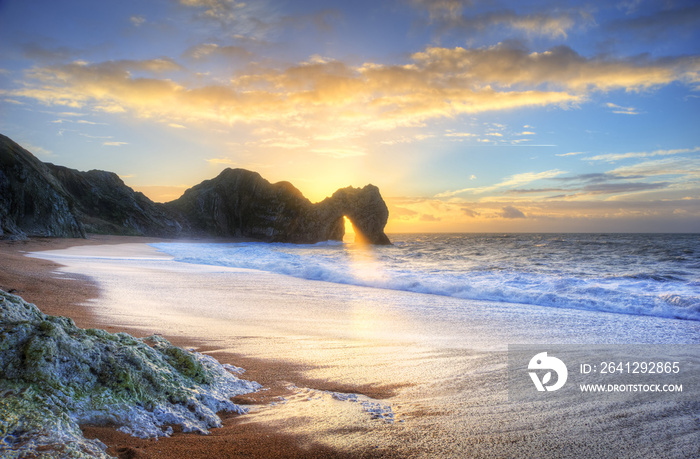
0 135 84 239
46 164 182 237
167 168 317 241
0 134 391 244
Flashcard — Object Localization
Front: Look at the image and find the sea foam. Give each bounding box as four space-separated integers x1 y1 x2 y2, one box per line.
151 234 700 321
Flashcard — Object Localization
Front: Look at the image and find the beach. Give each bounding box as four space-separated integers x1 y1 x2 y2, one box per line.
0 236 362 458
2 235 699 458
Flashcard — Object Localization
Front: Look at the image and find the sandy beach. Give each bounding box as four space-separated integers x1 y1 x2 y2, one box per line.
3 236 699 458
0 236 371 458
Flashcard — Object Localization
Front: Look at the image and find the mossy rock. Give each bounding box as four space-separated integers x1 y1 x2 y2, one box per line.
0 290 260 458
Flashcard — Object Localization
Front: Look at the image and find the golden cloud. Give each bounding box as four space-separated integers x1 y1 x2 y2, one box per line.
7 43 698 142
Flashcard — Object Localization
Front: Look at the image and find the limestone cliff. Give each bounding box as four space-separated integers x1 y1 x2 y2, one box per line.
0 134 391 244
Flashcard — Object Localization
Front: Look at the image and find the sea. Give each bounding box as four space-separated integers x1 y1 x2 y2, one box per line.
151 233 700 322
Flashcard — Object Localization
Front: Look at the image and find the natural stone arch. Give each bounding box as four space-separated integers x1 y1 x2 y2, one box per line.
318 185 391 245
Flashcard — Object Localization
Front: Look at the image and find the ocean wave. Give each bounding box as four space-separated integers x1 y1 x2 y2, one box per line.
151 239 700 322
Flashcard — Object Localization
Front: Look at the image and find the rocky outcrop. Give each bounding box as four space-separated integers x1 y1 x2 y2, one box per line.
167 168 392 244
46 164 182 237
0 289 259 457
317 185 391 245
0 134 391 244
0 134 84 239
166 168 319 241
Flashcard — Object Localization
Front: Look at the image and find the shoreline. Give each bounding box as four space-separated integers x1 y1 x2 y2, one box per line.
4 235 699 458
1 235 387 458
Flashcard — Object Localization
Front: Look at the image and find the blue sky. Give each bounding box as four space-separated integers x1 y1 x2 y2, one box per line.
1 0 699 232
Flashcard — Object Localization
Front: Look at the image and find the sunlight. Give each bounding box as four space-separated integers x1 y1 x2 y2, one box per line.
343 216 355 243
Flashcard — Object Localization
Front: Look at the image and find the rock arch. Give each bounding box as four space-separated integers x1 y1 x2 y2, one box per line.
318 185 391 245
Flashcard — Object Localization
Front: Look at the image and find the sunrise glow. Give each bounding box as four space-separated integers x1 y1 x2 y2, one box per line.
1 0 698 232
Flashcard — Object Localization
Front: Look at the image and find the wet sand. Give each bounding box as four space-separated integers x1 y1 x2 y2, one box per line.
0 236 386 458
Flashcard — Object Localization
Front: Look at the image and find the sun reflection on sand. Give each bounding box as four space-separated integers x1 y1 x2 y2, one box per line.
341 226 398 341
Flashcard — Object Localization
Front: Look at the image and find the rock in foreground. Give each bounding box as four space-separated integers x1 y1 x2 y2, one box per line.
0 289 260 458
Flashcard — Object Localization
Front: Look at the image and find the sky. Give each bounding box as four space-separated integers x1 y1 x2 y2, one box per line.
1 0 699 233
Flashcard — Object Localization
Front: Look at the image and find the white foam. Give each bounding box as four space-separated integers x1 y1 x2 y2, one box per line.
150 241 700 321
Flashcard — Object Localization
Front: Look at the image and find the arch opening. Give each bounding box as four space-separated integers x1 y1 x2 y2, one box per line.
342 216 355 243
342 215 369 244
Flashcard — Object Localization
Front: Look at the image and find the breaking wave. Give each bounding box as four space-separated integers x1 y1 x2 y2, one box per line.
151 234 700 321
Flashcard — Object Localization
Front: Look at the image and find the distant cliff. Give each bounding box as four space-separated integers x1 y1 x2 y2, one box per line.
0 134 391 244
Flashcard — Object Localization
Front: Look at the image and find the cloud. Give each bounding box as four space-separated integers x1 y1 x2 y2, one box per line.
387 204 419 221
103 141 128 146
130 15 146 27
21 43 77 63
179 0 249 21
501 206 526 218
507 187 567 195
585 146 700 162
448 11 578 39
7 41 699 141
503 166 697 199
609 157 700 179
462 207 480 217
419 213 442 222
410 44 700 93
436 169 566 197
409 0 583 38
579 182 669 195
556 151 585 157
604 4 700 41
77 119 106 125
409 0 466 21
380 133 435 145
177 0 286 40
8 51 577 133
184 43 252 61
605 102 639 115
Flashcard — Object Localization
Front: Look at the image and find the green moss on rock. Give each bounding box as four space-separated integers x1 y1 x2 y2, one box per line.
0 290 260 458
